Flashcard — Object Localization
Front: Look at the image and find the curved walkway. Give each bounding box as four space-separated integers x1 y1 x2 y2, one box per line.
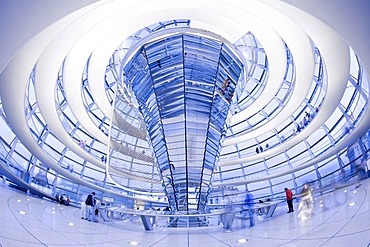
0 178 368 246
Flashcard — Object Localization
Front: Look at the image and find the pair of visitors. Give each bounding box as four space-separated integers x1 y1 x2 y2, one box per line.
66 164 74 173
55 192 71 205
85 192 98 222
256 146 263 153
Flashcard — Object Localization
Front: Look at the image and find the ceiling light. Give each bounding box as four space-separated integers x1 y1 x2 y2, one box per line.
348 202 356 207
237 238 247 243
51 211 56 214
129 241 140 245
344 190 347 193
68 222 75 226
17 199 21 203
19 210 26 215
353 190 357 194
26 199 30 201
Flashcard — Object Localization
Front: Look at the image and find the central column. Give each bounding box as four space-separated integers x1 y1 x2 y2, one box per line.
124 33 243 212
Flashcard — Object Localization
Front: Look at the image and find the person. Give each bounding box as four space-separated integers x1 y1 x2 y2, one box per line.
0 175 6 186
78 140 85 148
66 196 71 206
164 206 176 227
55 192 60 203
298 184 313 220
303 117 308 127
222 195 234 231
80 198 87 220
94 198 101 222
266 198 271 214
60 194 66 205
244 191 255 227
257 200 265 215
285 188 294 213
85 192 97 222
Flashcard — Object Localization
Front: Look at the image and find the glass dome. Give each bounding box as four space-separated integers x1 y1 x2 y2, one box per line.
0 1 369 219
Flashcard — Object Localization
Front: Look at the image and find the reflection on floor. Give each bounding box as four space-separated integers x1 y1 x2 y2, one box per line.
0 179 369 247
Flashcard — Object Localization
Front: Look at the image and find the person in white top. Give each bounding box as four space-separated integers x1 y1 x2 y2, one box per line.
80 199 87 220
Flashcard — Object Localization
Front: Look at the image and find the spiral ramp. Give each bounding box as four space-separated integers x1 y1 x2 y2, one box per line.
0 0 370 213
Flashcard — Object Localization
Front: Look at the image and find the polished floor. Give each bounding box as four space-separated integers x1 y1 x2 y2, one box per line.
0 179 369 247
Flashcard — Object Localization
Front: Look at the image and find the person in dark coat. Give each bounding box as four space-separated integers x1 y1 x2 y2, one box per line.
85 192 97 222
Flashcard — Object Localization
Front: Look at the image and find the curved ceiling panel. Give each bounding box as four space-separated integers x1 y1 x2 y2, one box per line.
218 0 350 166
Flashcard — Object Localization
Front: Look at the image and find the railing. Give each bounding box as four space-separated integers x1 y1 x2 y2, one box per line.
98 198 284 230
